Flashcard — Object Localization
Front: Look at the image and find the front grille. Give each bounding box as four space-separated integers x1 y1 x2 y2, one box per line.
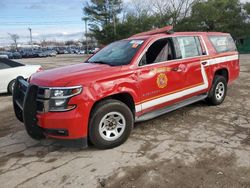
37 100 45 112
36 87 51 113
38 87 45 96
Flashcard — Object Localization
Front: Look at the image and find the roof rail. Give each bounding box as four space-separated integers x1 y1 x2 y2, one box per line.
132 26 174 37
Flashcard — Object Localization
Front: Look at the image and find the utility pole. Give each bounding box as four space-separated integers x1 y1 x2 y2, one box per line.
28 27 33 49
83 17 89 55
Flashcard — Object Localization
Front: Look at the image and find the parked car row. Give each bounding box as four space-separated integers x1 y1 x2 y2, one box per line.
21 49 57 58
55 47 88 55
0 51 22 59
0 47 99 59
0 49 58 59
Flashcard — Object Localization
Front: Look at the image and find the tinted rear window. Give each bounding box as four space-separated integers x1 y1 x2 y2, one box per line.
0 58 24 69
209 35 237 53
0 62 10 69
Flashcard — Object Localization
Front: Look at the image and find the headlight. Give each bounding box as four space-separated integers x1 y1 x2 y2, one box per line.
50 87 82 98
49 99 69 111
41 86 82 112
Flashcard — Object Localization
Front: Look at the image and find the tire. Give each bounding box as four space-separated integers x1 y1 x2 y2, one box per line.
89 99 134 149
8 79 16 94
25 125 45 140
207 75 227 105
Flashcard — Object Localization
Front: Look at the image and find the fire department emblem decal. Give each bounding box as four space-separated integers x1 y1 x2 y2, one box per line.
157 73 168 88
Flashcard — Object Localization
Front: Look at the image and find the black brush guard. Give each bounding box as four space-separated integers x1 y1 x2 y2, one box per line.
12 76 87 147
12 76 45 139
13 76 38 123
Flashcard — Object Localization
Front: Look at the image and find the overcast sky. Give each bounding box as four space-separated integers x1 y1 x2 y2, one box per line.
0 0 86 45
0 0 249 46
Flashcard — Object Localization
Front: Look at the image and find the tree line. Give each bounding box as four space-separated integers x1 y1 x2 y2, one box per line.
83 0 250 45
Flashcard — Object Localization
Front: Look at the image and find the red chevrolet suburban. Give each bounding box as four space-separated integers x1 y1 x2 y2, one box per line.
13 26 239 149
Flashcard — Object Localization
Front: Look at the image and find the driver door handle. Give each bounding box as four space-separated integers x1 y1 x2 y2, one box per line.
172 67 183 72
172 64 186 72
172 67 181 72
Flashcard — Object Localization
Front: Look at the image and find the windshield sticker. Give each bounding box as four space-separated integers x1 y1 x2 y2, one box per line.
130 40 144 45
130 40 144 48
132 43 139 48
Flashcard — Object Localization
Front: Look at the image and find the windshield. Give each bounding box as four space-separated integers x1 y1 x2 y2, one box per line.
87 40 144 66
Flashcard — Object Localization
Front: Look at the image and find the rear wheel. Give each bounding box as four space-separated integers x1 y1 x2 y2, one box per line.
207 75 227 105
8 79 16 94
89 99 134 149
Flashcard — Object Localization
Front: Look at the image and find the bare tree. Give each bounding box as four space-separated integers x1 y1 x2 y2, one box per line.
131 0 152 18
152 0 196 26
166 0 196 25
127 0 196 26
152 0 169 18
8 33 19 51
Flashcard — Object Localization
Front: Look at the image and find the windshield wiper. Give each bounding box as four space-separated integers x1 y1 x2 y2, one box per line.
88 61 111 65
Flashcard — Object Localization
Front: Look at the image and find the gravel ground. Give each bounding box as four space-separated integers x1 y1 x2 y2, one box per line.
0 54 249 188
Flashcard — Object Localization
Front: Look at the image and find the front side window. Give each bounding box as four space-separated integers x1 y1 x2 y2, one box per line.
176 36 203 58
209 35 237 53
139 38 174 66
87 40 144 66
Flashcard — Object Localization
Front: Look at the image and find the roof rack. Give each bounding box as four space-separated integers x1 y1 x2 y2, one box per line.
132 26 174 37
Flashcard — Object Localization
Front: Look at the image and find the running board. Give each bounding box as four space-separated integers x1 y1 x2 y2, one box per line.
135 94 207 122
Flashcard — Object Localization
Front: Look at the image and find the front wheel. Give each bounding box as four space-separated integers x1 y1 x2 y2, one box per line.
207 75 227 105
89 99 134 149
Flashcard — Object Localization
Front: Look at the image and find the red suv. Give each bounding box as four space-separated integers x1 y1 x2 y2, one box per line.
13 26 239 149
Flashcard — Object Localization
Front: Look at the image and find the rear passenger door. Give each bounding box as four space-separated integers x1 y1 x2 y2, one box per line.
173 36 208 92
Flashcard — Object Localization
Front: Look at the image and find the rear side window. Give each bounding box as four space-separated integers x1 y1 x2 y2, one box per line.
209 35 237 53
0 62 11 69
176 36 203 58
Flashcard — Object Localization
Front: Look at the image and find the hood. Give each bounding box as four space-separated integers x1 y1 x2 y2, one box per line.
30 63 118 87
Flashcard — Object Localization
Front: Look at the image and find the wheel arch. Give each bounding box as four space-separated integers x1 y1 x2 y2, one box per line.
89 92 136 120
87 92 135 147
214 68 229 83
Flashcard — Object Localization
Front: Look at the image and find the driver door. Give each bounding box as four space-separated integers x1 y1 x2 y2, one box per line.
137 37 187 113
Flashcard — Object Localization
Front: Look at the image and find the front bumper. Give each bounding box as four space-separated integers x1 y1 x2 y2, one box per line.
12 76 88 145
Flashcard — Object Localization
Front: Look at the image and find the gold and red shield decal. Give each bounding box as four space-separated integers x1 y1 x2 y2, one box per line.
157 73 168 88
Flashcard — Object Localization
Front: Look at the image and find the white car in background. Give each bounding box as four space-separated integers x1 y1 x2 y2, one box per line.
0 54 8 59
77 50 85 55
0 58 43 94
